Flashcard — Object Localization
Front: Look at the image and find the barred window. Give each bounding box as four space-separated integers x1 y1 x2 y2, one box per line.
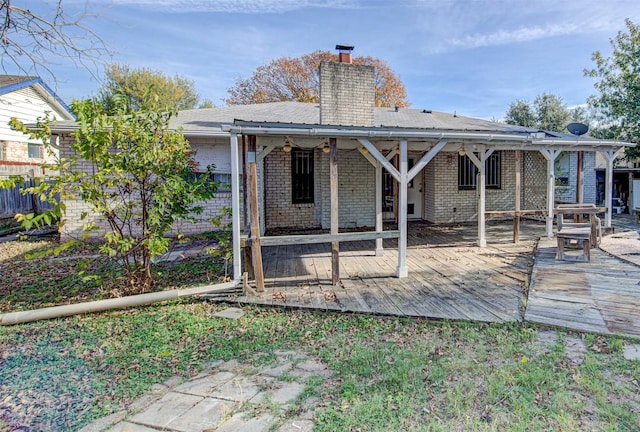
458 151 501 190
291 149 314 204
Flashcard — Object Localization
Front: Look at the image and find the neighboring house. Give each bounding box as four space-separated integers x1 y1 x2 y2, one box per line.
49 47 632 282
0 75 74 178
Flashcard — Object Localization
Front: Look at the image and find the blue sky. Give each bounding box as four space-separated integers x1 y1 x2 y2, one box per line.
15 0 640 120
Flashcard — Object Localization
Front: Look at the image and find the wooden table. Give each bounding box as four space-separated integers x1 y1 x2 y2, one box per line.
554 205 602 261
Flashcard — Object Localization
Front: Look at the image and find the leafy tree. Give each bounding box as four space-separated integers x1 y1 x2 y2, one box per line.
505 100 536 127
225 50 409 108
585 18 640 159
1 0 109 82
534 93 572 132
99 64 210 114
10 98 216 291
504 93 574 132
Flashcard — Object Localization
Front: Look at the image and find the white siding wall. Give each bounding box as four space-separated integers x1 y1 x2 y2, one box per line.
0 86 69 175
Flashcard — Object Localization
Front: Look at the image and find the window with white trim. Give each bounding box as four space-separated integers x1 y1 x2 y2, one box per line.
28 143 44 159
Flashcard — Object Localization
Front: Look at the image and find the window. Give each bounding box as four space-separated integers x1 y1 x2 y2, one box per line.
28 143 43 159
212 173 232 192
0 142 4 160
458 151 501 190
291 149 314 204
555 152 570 186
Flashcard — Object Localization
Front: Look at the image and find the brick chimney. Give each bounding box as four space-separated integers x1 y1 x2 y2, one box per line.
336 44 353 64
319 45 375 127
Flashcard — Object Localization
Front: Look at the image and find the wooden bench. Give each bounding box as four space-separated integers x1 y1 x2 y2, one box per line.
555 227 592 262
554 205 602 262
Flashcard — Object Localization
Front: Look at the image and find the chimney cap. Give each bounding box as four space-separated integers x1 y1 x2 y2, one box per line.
335 44 354 52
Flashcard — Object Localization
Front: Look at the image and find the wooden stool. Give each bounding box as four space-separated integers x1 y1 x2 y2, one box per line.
556 229 591 262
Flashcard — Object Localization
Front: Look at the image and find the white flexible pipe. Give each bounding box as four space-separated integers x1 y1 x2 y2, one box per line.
0 281 239 326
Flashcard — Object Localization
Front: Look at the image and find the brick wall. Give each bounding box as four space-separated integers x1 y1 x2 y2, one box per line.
319 62 375 127
319 148 375 229
425 150 547 224
58 134 236 241
264 148 320 230
263 147 376 230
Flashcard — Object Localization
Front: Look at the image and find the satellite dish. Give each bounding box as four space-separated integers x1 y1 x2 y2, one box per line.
567 122 589 136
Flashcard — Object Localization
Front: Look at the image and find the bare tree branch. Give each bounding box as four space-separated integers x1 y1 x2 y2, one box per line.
0 0 112 83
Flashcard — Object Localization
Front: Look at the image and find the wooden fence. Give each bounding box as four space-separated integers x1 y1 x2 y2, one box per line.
0 179 55 218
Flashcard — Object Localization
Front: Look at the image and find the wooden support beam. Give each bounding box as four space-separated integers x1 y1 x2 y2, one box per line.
407 139 447 182
248 135 265 292
230 133 242 281
477 146 487 247
375 161 384 256
330 138 339 285
242 135 248 232
514 150 521 243
397 140 408 277
602 149 623 228
357 138 401 181
243 230 400 247
540 149 561 238
256 144 276 163
576 151 584 223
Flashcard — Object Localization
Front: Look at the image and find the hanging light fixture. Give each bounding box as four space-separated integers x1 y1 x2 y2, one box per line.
283 137 292 153
322 140 331 153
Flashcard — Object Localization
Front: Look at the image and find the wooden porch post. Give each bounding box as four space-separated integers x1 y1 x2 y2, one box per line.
463 145 491 247
242 135 249 232
602 149 623 229
397 140 408 278
375 161 384 256
248 135 265 291
230 133 242 282
514 150 521 243
540 149 561 238
576 151 584 223
577 151 584 204
330 138 340 284
478 147 487 247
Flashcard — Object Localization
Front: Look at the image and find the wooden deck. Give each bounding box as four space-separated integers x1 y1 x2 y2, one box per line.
229 221 541 323
217 215 640 338
526 236 640 338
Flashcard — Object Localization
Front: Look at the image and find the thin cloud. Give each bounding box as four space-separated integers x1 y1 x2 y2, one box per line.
447 22 581 50
111 0 357 13
440 6 636 53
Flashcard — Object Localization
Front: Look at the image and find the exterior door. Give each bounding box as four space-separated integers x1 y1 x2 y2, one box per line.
382 157 423 221
382 168 395 220
407 157 423 219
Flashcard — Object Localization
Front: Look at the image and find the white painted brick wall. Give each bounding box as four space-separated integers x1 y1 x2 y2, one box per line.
319 62 375 127
264 148 319 229
425 150 547 224
319 149 375 229
59 134 237 241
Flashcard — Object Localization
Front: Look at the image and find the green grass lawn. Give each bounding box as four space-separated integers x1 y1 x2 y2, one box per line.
1 238 639 431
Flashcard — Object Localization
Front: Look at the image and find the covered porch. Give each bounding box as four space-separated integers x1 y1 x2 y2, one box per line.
231 220 541 323
226 123 633 292
219 217 640 338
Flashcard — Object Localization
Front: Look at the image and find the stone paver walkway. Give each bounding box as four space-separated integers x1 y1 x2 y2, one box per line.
81 351 331 432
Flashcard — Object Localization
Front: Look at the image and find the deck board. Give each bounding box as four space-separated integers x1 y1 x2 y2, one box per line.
525 237 640 337
215 218 640 338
